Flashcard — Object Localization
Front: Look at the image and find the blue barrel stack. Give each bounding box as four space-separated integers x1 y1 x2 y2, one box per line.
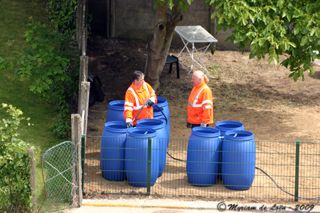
102 99 256 191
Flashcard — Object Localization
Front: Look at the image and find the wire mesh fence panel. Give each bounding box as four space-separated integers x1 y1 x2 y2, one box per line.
299 142 320 200
42 141 78 211
84 135 320 203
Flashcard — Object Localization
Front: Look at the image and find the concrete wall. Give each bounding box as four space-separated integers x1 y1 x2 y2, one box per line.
95 0 238 50
112 0 156 39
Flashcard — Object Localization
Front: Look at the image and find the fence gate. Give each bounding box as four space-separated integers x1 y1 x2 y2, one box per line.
42 141 79 212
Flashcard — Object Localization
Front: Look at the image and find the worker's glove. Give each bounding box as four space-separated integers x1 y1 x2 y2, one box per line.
126 122 133 128
146 99 155 107
200 123 207 127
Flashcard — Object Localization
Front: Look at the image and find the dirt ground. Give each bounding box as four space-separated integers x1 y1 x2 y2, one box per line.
84 36 320 202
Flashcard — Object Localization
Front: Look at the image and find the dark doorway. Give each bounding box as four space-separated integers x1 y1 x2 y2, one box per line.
87 0 111 37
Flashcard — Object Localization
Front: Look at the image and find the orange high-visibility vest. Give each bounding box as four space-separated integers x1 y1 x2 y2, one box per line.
187 81 214 124
124 82 157 125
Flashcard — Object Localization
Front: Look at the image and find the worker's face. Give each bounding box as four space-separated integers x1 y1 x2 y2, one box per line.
134 75 145 87
192 74 202 86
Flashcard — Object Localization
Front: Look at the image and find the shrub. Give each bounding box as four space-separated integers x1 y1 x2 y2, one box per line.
0 103 33 212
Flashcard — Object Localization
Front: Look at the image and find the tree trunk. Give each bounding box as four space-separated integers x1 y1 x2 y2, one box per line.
144 6 182 90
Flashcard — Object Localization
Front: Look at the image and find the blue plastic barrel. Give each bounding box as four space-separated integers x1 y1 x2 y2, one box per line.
215 120 245 136
106 100 125 122
137 119 168 177
153 96 170 145
187 127 221 186
100 121 127 181
125 128 159 187
222 130 256 190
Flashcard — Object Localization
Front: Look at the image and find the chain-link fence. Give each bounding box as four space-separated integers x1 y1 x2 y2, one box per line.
42 141 79 211
83 135 320 203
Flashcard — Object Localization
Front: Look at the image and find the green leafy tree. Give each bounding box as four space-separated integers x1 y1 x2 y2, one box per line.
145 0 320 89
209 0 320 80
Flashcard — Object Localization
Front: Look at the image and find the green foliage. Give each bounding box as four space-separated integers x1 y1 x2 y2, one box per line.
17 21 79 138
208 0 320 80
17 21 70 99
14 0 80 138
0 56 5 71
0 104 32 212
47 0 78 35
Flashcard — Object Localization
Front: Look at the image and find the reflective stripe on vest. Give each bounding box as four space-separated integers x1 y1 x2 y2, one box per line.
128 87 140 109
124 106 133 111
128 82 152 110
188 86 210 108
124 101 134 107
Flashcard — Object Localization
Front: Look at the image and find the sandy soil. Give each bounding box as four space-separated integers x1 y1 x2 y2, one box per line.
84 37 320 202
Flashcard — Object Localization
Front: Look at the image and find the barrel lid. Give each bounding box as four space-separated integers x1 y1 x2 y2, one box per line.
192 127 220 138
108 100 125 111
104 121 127 133
224 130 254 141
136 119 165 130
128 127 156 138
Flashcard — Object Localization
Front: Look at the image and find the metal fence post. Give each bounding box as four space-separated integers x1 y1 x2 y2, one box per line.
147 137 151 195
294 140 300 202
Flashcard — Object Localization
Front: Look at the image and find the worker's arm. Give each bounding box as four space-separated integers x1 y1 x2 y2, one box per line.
124 90 135 123
146 83 157 104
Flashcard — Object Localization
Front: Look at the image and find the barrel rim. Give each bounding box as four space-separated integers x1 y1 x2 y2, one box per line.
104 121 127 133
136 118 166 130
127 127 156 138
108 100 125 110
224 130 254 141
216 120 244 128
192 127 221 138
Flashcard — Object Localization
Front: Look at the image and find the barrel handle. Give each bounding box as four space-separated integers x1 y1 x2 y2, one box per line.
219 133 238 139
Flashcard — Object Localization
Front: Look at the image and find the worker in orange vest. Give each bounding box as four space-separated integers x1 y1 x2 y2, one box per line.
124 70 157 128
187 70 214 128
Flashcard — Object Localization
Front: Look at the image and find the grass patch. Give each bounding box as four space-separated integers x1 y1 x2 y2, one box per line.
0 0 62 207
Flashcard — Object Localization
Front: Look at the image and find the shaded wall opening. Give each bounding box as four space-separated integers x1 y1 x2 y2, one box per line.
87 0 111 37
